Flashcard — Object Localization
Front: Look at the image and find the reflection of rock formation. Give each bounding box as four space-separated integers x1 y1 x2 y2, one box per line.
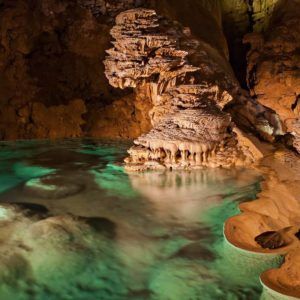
0 208 128 299
128 168 260 223
104 8 283 171
245 0 300 153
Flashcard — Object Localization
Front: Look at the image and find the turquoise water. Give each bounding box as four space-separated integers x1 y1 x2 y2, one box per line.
0 139 263 300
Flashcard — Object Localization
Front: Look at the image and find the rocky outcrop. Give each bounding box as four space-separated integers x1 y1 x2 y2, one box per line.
245 0 300 153
0 0 224 141
0 0 223 141
104 8 282 171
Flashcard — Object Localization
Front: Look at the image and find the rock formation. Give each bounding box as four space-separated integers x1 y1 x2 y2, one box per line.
221 0 280 86
104 8 282 171
261 248 300 298
0 0 153 140
78 0 147 19
0 0 288 141
222 0 279 34
224 148 300 298
245 0 300 153
0 0 109 139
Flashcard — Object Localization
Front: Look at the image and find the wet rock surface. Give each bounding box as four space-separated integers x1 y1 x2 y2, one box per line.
224 148 300 298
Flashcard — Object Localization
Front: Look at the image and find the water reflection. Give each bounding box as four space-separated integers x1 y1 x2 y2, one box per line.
0 139 263 300
128 169 260 224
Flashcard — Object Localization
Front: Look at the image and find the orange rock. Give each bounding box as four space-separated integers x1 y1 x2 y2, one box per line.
245 0 300 152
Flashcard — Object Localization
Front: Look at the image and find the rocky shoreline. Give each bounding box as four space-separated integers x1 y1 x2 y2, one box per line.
224 148 300 298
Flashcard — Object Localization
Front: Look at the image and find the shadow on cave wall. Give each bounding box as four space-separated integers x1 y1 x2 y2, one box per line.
221 0 280 89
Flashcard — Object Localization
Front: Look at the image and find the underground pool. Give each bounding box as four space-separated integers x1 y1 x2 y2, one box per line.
0 139 266 300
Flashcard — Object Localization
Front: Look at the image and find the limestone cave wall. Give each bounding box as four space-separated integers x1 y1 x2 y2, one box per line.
0 0 148 140
0 0 229 140
221 0 279 87
245 0 300 151
0 0 297 142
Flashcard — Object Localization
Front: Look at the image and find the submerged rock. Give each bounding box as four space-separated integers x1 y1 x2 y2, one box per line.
148 259 223 300
13 203 49 218
24 175 85 199
172 242 215 261
79 216 117 239
255 231 287 250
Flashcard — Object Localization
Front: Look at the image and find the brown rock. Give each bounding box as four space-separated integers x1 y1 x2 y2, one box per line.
0 0 286 142
0 0 132 140
261 249 300 298
245 0 300 152
85 92 152 139
255 230 288 249
30 99 86 139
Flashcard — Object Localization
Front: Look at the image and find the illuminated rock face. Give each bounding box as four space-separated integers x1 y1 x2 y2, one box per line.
105 8 282 171
245 0 300 153
221 0 279 35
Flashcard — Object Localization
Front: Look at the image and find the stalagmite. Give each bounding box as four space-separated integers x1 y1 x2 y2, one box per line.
104 8 283 171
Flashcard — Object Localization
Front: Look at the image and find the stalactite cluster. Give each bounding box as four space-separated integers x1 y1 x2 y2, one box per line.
104 8 280 171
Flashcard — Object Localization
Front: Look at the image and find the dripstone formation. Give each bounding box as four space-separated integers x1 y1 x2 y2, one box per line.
105 8 282 171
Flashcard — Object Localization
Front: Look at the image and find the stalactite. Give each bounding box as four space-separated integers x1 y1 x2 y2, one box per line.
104 8 282 171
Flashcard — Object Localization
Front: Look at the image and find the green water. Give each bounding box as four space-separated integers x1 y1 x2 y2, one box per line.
0 139 264 300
